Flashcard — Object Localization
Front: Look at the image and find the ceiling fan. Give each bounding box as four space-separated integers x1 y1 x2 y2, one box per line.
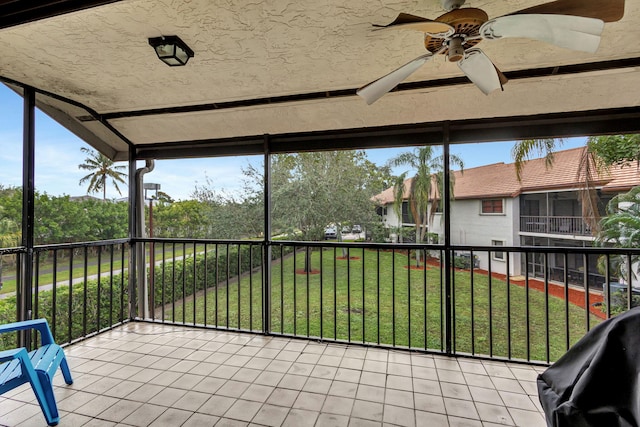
357 0 625 104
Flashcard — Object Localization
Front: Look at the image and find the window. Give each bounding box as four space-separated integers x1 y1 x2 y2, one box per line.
482 199 504 214
401 201 414 224
491 239 505 261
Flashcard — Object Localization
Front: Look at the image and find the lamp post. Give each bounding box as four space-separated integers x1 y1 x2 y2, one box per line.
143 183 160 316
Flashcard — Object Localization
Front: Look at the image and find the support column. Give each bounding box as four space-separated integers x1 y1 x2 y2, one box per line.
127 149 137 320
18 87 36 347
262 135 272 334
443 123 453 354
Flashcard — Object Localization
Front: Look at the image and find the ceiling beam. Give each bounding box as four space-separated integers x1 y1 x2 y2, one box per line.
134 106 640 160
0 0 123 30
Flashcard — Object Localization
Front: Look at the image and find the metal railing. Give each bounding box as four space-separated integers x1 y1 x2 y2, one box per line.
520 215 594 236
4 238 639 364
0 239 129 349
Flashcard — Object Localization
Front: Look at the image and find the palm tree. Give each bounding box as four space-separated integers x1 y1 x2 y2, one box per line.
596 186 640 283
78 147 127 200
388 146 464 265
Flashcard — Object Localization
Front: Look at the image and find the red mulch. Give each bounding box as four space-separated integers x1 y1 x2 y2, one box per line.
402 265 430 271
477 269 606 319
422 256 606 319
336 256 361 260
295 268 321 275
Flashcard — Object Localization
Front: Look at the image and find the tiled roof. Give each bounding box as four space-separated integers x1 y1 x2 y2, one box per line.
372 147 640 204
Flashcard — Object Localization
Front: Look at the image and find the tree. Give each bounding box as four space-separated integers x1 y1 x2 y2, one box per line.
239 150 387 271
78 147 127 200
388 146 464 265
596 185 640 282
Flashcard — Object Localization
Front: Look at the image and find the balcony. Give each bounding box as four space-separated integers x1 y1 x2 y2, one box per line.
1 322 547 427
520 216 593 237
2 238 639 426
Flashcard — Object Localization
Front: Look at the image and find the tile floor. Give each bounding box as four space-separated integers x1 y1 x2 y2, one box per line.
0 323 548 426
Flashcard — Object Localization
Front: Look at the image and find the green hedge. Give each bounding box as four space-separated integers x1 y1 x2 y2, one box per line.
0 274 128 350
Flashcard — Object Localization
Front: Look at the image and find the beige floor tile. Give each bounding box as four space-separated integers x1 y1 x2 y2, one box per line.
120 403 166 426
148 407 192 427
475 402 515 425
217 380 251 398
252 403 290 426
303 377 332 394
147 387 187 407
282 408 319 427
383 404 416 427
172 390 211 411
414 392 446 414
97 399 142 422
356 384 385 403
415 410 449 427
182 412 220 427
322 395 355 416
293 391 326 411
198 394 237 416
351 400 383 422
317 412 350 427
508 408 547 427
329 380 358 398
241 383 275 403
385 389 414 409
441 383 472 400
443 397 479 420
469 385 503 405
224 399 263 422
266 387 300 407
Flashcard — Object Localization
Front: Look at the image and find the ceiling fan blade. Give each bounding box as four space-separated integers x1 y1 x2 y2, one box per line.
509 0 624 23
357 54 433 105
373 13 454 34
458 49 505 95
480 14 604 53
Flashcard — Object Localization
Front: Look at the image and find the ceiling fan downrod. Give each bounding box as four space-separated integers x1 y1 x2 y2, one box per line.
447 36 465 61
441 0 466 11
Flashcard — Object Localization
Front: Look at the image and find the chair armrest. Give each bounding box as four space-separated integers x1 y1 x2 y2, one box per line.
0 319 55 345
0 347 27 363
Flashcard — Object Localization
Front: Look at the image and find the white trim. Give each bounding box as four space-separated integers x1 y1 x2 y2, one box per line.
491 239 506 261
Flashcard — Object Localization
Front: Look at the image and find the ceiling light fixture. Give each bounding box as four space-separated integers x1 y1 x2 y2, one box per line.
148 35 194 66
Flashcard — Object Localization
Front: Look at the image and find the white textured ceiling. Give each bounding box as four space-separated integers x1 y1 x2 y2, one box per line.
0 0 638 159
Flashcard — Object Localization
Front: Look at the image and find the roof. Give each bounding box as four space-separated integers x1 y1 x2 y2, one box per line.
372 146 640 204
0 1 639 160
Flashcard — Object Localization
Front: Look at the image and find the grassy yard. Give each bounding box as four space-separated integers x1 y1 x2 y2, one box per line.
157 247 601 363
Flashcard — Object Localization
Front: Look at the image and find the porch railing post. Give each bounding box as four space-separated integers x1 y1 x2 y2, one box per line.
127 149 137 320
263 135 272 334
18 86 36 348
443 123 453 355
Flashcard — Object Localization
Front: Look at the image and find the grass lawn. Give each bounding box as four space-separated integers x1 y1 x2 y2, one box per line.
157 247 602 363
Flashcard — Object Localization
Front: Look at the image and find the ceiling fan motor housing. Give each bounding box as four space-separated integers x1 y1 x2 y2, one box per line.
447 37 465 61
441 0 466 11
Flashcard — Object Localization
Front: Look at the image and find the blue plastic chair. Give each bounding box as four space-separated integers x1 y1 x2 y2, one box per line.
0 319 73 426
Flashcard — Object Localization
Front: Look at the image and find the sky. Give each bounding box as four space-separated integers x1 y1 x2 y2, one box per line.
0 84 588 201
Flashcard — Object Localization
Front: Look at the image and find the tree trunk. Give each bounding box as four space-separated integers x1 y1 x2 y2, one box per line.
303 247 313 273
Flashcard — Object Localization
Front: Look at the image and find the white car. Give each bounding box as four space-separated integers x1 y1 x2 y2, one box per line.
324 225 337 239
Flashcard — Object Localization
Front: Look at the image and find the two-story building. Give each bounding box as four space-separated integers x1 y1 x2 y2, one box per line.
373 146 640 288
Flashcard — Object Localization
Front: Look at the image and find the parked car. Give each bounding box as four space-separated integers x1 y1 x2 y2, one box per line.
341 225 351 234
352 224 362 234
324 225 337 239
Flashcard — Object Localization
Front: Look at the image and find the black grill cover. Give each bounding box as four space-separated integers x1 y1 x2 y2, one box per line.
537 307 640 427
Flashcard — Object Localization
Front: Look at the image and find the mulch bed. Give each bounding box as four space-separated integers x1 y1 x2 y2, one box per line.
421 256 606 319
295 268 320 275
